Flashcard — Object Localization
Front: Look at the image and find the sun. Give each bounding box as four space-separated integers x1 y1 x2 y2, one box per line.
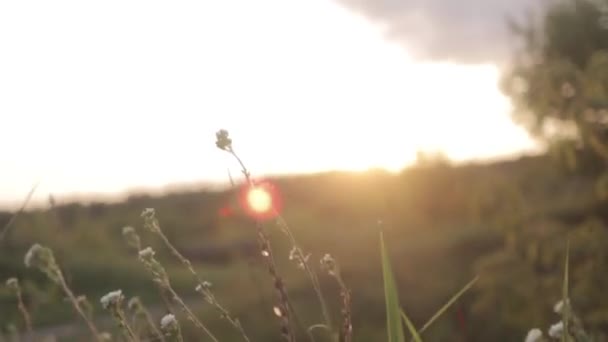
247 187 273 213
239 180 282 220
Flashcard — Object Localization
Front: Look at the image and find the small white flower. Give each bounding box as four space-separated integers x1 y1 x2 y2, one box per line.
100 290 123 309
122 226 135 235
127 297 139 311
138 247 155 259
548 321 564 339
160 313 177 329
525 328 543 342
24 243 43 268
195 281 212 292
553 299 569 314
5 277 18 288
98 332 112 341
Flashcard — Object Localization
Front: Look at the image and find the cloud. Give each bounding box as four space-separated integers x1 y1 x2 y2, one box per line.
334 0 542 64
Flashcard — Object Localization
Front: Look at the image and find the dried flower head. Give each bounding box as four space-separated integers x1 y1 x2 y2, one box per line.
160 313 178 330
139 247 156 260
24 243 62 284
553 299 569 314
320 253 337 276
215 129 232 151
141 208 161 233
195 281 212 293
122 226 141 250
548 321 564 339
127 296 140 311
525 328 543 342
289 246 310 269
100 290 124 310
5 277 19 291
98 332 112 341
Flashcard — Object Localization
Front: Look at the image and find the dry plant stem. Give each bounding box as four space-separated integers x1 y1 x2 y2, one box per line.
154 231 250 342
141 308 165 342
115 309 139 342
276 216 333 331
228 148 296 342
230 146 332 331
167 287 219 342
334 274 352 342
58 274 102 341
14 287 33 334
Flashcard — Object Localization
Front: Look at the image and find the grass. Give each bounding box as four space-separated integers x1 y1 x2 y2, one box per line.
0 130 600 341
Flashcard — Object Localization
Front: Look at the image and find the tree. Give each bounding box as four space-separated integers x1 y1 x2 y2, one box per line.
501 0 608 173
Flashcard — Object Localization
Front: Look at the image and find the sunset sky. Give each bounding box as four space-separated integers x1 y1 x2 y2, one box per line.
0 0 542 208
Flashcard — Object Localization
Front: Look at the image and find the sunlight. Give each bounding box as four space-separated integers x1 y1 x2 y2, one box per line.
246 187 273 214
0 0 538 206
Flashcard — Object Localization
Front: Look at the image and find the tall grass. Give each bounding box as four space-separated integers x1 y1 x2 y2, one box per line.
0 129 539 342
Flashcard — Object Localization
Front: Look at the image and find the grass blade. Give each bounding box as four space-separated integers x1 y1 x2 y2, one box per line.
400 310 423 342
0 182 39 242
416 276 479 338
562 240 570 342
380 232 405 342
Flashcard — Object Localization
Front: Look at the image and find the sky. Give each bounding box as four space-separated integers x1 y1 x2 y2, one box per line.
0 0 542 208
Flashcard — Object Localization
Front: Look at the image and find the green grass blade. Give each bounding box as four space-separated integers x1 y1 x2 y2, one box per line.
562 240 570 342
400 310 423 342
416 276 479 337
381 232 405 342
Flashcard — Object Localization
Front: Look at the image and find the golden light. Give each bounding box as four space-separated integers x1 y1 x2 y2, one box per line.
239 180 282 221
247 187 272 214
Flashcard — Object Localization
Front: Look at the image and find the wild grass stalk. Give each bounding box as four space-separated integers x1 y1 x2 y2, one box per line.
160 314 184 342
122 226 175 314
216 129 297 341
100 290 139 342
5 278 33 335
137 247 219 342
128 296 165 342
23 243 103 341
140 209 250 342
319 254 352 342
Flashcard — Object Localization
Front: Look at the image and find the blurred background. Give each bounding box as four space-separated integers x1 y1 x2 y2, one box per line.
1 0 608 340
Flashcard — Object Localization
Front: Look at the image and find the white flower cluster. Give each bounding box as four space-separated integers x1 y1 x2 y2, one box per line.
524 299 569 341
100 289 123 309
160 313 177 330
24 243 44 268
139 247 155 259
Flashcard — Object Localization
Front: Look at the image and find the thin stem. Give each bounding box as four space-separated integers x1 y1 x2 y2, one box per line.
227 147 296 341
15 287 33 335
154 230 250 342
167 287 219 342
58 274 102 342
115 309 139 342
141 307 166 342
276 215 333 331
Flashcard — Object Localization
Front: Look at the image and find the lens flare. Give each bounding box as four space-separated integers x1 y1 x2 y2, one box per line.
247 187 272 213
239 180 281 220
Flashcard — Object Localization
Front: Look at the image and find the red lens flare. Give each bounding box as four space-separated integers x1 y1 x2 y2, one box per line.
238 180 282 220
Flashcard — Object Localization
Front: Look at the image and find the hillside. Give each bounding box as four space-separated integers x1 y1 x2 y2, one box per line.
1 153 606 341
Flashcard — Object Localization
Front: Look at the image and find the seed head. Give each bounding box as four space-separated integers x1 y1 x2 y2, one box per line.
548 321 564 339
525 328 543 342
320 253 337 276
215 129 232 151
100 289 124 310
5 277 18 290
122 226 141 250
139 247 156 261
160 313 178 330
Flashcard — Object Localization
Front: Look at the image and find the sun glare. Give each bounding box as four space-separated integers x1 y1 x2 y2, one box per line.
247 187 272 214
239 181 282 220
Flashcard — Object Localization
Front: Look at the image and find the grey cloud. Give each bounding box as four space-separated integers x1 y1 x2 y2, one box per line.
335 0 544 64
